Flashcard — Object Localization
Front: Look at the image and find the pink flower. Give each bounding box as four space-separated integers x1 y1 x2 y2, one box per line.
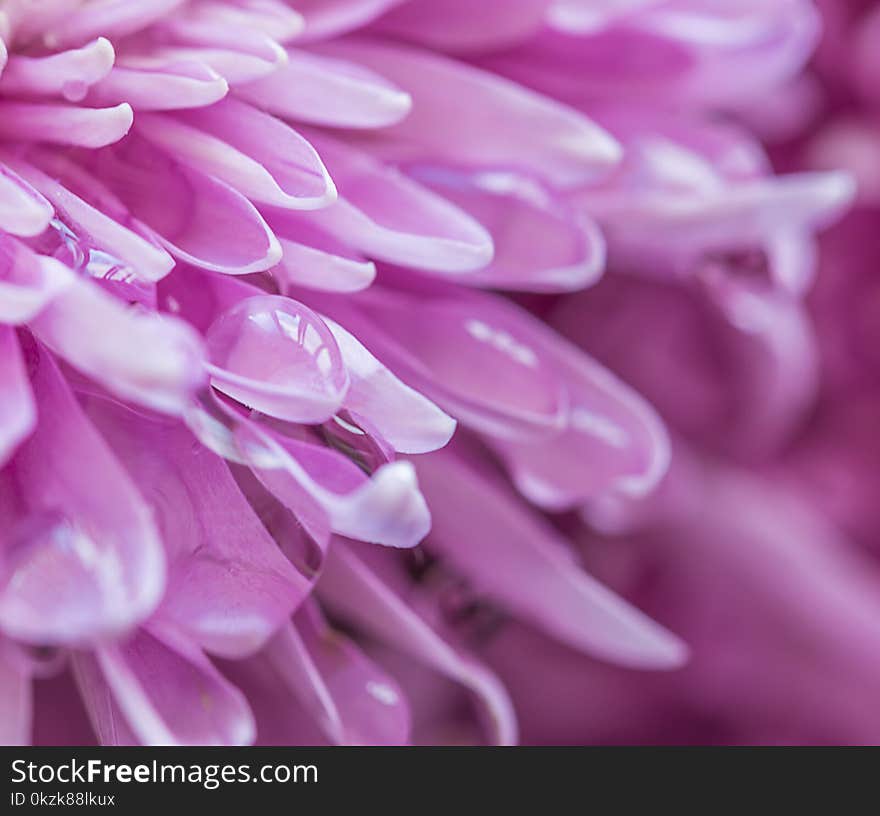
0 0 864 746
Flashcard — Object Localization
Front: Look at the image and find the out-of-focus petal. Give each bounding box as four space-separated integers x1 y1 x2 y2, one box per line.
74 624 254 746
0 327 36 467
318 540 517 745
415 443 687 669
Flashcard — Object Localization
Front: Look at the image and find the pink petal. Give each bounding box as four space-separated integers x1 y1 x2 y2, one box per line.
371 0 552 54
273 131 493 273
318 540 517 745
236 47 411 128
323 316 457 454
316 38 621 188
408 165 605 291
264 607 410 745
0 102 132 148
314 285 567 440
0 234 73 325
0 163 54 238
267 217 377 293
293 0 406 42
136 98 336 210
83 132 281 274
31 275 205 415
85 398 312 659
229 408 431 548
6 151 175 283
44 0 188 48
0 327 36 467
0 37 115 100
74 624 255 746
88 59 229 111
0 346 165 645
413 443 688 669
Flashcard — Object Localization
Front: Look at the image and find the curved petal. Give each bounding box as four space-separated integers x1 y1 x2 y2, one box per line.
0 102 132 148
88 59 229 111
74 624 254 746
275 131 493 273
414 443 687 669
264 608 410 745
408 165 605 291
371 0 551 54
0 346 165 645
313 285 568 440
136 98 336 210
84 132 281 274
86 399 312 659
6 151 175 283
316 38 621 188
0 163 54 238
318 540 517 745
236 47 411 129
323 316 456 454
293 0 406 42
0 235 73 325
31 275 205 415
0 37 115 99
0 327 36 467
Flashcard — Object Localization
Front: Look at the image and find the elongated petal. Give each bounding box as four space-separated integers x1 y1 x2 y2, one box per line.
74 625 254 746
0 102 132 148
371 0 551 54
293 0 406 42
31 275 205 415
414 444 687 669
318 541 517 745
264 608 410 745
0 163 54 238
86 399 312 659
88 60 229 111
0 37 115 99
6 151 174 282
316 38 621 187
314 285 567 440
0 234 74 325
236 47 411 128
229 408 431 548
324 316 456 454
137 98 336 210
408 165 605 291
84 132 281 274
0 346 165 645
0 327 36 467
274 131 493 273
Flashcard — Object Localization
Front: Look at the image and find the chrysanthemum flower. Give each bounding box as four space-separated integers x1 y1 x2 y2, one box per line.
0 0 860 745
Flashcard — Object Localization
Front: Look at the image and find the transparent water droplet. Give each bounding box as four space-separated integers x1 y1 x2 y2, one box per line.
204 295 350 423
183 388 283 469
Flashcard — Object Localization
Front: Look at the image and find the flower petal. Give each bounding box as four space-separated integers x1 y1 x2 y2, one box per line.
0 345 165 645
318 540 517 745
263 607 410 745
0 327 36 467
74 624 255 746
85 399 312 659
316 38 621 187
84 132 281 274
414 443 688 669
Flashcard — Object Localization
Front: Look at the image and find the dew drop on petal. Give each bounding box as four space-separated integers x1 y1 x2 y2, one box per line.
204 295 350 424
